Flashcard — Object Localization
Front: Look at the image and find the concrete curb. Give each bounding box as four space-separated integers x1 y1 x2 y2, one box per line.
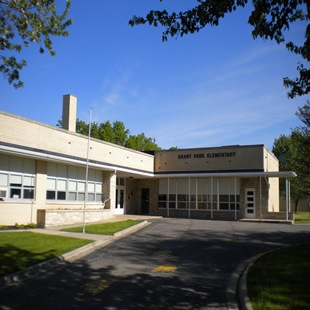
0 220 150 292
238 259 256 310
63 220 151 262
113 220 151 238
237 249 280 310
226 260 248 310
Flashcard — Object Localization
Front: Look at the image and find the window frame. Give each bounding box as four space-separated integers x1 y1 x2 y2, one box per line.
46 164 103 203
158 177 240 212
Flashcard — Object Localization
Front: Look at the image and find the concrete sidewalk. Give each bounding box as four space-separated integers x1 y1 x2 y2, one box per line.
33 214 162 240
43 214 161 231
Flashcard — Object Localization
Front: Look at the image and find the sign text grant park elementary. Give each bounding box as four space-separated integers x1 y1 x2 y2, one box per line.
177 152 237 160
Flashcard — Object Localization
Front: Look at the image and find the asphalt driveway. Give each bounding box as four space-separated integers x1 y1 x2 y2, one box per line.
1 218 310 310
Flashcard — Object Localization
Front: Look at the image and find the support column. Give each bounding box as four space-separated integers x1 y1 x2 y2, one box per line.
188 177 191 219
35 160 47 224
102 171 116 212
259 177 262 221
211 177 213 220
286 178 290 221
167 178 170 217
234 176 237 221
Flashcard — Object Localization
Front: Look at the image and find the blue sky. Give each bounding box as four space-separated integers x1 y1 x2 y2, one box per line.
0 1 307 150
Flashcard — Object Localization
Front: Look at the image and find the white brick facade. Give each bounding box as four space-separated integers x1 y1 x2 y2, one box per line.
0 96 295 226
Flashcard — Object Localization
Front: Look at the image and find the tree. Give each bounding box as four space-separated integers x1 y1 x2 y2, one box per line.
0 0 72 88
111 121 129 147
273 134 302 213
272 102 310 212
296 101 310 129
71 119 161 151
98 121 114 143
273 134 303 212
129 0 309 99
125 133 161 151
292 102 310 194
75 118 89 136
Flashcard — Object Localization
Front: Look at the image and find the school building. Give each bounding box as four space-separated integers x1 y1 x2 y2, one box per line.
0 95 295 226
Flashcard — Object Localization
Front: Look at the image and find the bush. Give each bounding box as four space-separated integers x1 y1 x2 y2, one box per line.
26 222 37 228
14 223 37 229
14 223 25 229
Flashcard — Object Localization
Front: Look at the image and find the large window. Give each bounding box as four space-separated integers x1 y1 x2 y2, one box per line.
0 154 35 200
158 177 240 211
46 163 103 202
218 178 240 211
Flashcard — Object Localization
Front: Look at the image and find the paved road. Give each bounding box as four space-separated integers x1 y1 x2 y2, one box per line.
1 218 310 310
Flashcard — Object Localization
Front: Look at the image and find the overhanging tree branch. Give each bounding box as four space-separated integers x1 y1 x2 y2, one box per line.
0 0 72 88
130 0 309 99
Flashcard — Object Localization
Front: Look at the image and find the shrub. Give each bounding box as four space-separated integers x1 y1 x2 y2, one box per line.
15 223 25 229
26 223 37 228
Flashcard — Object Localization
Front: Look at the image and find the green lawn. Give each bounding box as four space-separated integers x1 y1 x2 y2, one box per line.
61 220 142 235
0 232 92 277
294 211 310 224
247 242 310 310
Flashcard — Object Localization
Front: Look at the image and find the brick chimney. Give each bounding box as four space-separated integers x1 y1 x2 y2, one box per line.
62 94 77 132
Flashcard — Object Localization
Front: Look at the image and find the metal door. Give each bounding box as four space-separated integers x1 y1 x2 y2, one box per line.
141 188 149 215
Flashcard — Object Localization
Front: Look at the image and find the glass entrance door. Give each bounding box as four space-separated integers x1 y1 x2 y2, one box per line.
245 188 255 218
115 178 125 214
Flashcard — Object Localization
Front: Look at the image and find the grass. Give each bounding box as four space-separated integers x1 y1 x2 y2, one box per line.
61 220 142 235
294 211 310 224
247 242 310 310
0 232 92 277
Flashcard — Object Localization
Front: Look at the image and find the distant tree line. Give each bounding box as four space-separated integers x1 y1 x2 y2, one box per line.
58 119 162 152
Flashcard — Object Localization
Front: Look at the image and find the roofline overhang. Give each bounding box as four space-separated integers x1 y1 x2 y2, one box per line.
0 143 154 178
153 171 297 178
0 143 296 179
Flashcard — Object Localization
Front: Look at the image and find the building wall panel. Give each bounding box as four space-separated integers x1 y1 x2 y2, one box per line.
0 112 154 175
155 145 264 173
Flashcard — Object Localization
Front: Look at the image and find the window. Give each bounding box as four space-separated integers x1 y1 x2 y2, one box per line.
207 194 218 210
177 194 187 209
229 195 240 210
158 194 167 208
46 178 67 201
219 194 229 210
219 194 240 210
116 177 125 186
198 194 207 209
3 174 34 199
0 155 35 200
46 163 103 202
218 178 240 211
0 189 6 198
169 194 176 208
46 191 56 200
158 177 240 212
189 194 196 209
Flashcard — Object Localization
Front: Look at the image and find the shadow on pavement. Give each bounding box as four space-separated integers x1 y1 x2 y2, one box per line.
1 219 310 309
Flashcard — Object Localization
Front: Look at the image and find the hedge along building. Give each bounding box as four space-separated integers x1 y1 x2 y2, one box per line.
0 95 295 226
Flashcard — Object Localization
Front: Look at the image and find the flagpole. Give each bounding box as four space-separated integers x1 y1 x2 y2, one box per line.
83 106 92 234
